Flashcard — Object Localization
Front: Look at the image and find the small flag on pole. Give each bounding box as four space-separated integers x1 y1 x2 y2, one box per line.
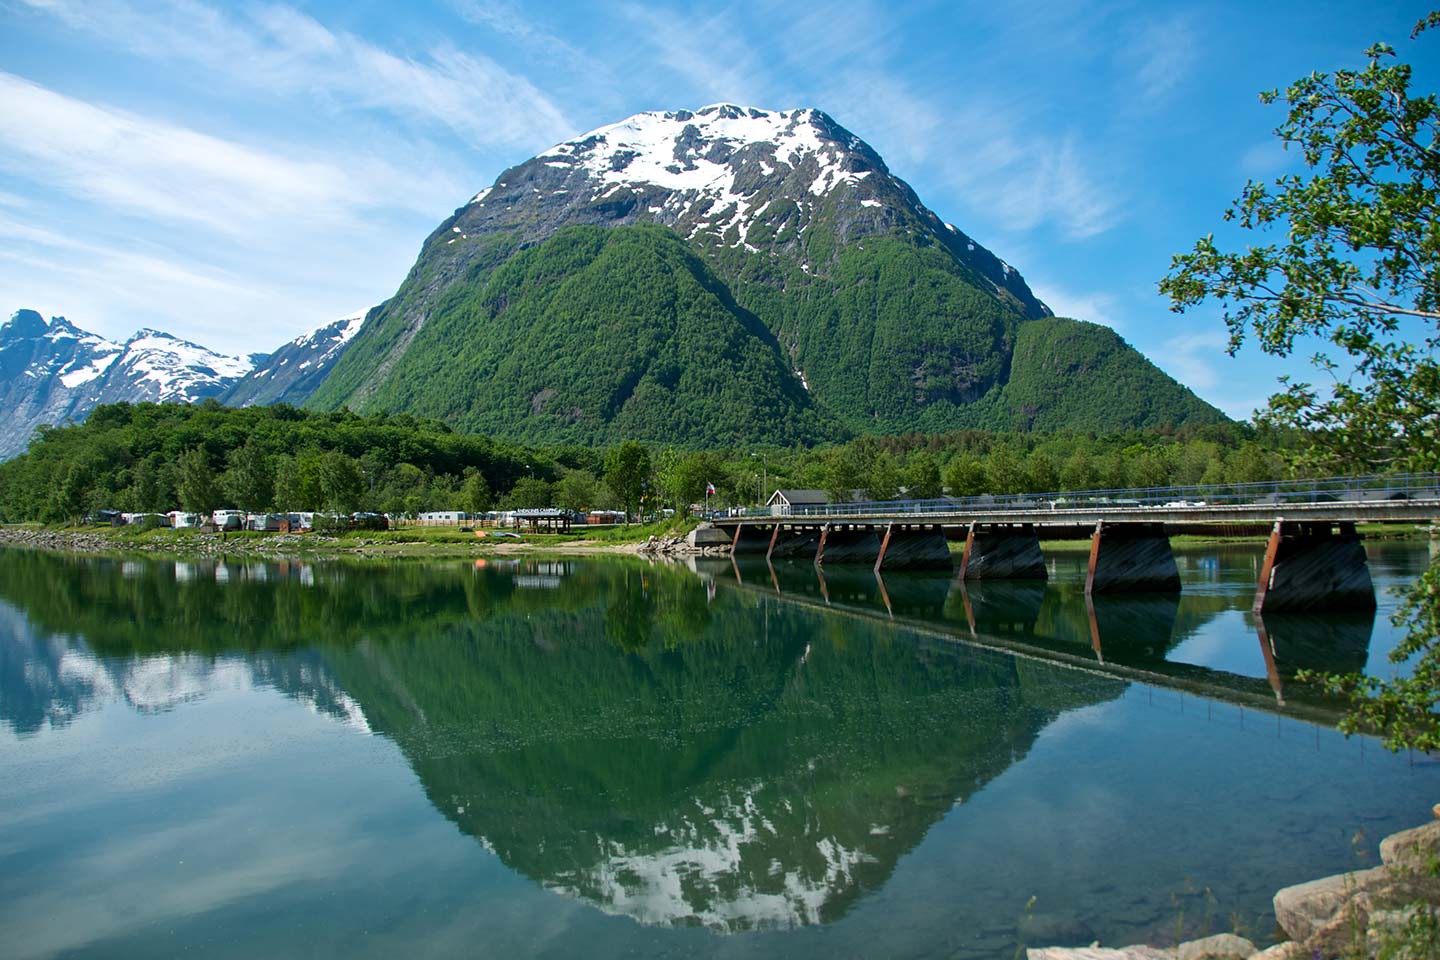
705 482 716 495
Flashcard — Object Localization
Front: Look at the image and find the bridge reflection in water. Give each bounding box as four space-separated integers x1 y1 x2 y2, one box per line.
719 549 1374 722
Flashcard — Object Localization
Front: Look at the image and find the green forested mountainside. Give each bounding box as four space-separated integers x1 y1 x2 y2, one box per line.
978 318 1227 432
312 225 841 446
305 105 1224 444
711 233 1019 427
311 222 1222 444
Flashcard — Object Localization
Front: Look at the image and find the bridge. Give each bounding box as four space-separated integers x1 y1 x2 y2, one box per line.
713 473 1440 612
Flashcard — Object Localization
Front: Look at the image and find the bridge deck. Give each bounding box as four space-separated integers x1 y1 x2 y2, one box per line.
721 499 1440 528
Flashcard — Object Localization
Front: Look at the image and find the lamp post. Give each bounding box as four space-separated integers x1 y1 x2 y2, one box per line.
750 452 767 509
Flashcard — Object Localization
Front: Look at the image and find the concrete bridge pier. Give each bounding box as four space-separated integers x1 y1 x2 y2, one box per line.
1253 520 1376 612
873 523 953 572
731 523 772 555
1085 521 1180 595
767 524 824 561
959 522 1047 579
815 524 882 566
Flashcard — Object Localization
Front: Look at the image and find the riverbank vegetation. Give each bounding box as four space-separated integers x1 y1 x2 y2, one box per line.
0 399 1303 525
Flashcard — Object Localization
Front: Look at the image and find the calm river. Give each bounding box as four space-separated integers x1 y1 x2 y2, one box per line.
1 542 1436 958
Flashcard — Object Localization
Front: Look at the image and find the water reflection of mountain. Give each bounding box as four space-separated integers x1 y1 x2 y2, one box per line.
0 549 1122 933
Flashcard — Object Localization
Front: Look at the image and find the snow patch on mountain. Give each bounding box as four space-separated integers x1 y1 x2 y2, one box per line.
58 352 121 389
113 330 253 402
476 104 887 251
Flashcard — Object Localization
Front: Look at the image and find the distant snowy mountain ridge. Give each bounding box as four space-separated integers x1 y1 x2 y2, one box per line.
0 308 370 460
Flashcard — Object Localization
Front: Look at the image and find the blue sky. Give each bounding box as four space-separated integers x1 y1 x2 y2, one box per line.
0 0 1431 420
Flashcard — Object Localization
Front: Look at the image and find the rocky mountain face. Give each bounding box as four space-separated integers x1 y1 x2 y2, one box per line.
221 306 374 408
309 104 1222 442
0 310 258 459
0 308 363 460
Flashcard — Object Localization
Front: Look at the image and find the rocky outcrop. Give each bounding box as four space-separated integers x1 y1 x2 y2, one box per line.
636 524 733 558
1029 807 1440 960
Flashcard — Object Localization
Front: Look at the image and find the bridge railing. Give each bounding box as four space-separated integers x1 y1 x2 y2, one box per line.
733 472 1440 519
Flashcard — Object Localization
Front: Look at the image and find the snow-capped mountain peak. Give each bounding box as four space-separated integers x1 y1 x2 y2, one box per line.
112 329 253 400
221 305 378 409
469 104 882 218
0 310 258 458
449 104 1048 319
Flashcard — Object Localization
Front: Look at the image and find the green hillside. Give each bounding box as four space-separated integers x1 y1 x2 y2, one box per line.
979 317 1226 432
312 225 843 446
311 224 1222 444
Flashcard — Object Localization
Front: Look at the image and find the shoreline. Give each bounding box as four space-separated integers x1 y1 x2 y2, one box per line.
0 524 1430 563
0 525 646 560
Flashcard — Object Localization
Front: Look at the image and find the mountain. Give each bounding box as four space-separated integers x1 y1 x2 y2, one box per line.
0 306 385 459
222 305 374 408
309 104 1224 442
0 311 255 459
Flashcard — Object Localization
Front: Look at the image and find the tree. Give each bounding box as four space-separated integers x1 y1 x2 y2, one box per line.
317 450 363 514
507 476 552 508
1161 21 1440 750
175 446 218 516
1024 450 1059 494
553 469 596 515
604 441 651 522
657 452 717 515
865 450 900 501
904 452 943 499
819 445 865 503
1059 448 1099 491
943 456 988 498
224 442 272 514
985 447 1026 495
461 469 494 515
272 454 302 510
1159 32 1438 474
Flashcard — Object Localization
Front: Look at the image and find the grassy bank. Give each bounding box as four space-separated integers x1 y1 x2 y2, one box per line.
3 518 1428 562
0 516 700 561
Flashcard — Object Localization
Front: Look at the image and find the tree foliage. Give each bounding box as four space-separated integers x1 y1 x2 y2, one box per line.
604 441 651 521
1160 34 1438 473
175 447 218 515
1163 21 1439 750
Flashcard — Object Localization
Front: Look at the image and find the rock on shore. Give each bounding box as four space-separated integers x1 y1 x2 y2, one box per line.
636 523 733 558
1029 810 1440 959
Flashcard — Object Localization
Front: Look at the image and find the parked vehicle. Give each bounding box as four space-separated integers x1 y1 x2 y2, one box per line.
84 509 124 525
246 513 284 532
212 510 245 531
350 512 389 531
122 512 171 529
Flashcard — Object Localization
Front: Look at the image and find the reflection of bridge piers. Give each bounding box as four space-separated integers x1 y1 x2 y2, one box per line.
723 555 1367 727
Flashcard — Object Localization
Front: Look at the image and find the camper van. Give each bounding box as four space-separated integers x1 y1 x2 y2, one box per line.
212 510 245 531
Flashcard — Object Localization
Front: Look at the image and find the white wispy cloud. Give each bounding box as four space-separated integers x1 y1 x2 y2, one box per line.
617 0 1121 243
17 0 573 149
1147 328 1228 393
619 3 770 107
1128 12 1201 103
0 71 457 236
451 0 600 74
1029 283 1123 330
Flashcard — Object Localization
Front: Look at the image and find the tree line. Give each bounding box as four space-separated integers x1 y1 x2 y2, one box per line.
0 400 1302 524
